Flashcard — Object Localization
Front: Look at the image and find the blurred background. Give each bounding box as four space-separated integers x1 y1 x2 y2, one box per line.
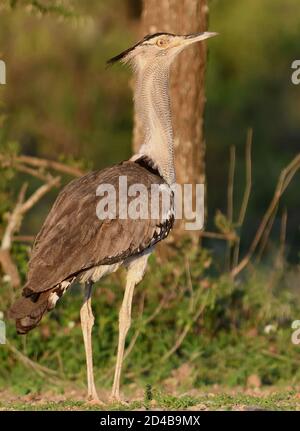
0 0 299 256
0 0 300 404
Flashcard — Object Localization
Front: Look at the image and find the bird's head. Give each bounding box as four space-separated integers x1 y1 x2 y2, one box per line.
107 32 218 70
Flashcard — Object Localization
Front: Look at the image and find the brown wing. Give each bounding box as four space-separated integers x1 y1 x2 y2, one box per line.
23 160 172 296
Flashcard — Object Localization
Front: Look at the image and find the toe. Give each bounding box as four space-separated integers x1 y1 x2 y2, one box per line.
87 397 105 407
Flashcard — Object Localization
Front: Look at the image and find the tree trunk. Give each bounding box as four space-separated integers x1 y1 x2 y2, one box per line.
133 0 209 241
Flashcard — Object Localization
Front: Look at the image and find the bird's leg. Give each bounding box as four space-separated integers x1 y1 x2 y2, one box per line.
80 281 102 405
110 254 150 403
110 275 136 403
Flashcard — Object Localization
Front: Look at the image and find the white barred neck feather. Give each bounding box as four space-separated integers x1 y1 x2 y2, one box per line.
133 59 176 185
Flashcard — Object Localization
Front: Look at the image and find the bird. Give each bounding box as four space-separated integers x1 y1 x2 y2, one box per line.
9 31 217 404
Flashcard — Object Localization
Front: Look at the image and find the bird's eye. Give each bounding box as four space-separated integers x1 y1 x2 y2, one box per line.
156 38 167 48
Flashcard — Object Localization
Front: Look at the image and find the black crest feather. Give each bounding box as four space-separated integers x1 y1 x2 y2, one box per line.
106 32 175 66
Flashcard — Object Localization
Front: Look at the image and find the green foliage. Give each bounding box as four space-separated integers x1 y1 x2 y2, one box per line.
1 240 300 396
0 140 19 224
153 391 199 409
3 0 76 19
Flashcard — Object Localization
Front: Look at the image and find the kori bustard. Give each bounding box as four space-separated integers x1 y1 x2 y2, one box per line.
10 31 217 404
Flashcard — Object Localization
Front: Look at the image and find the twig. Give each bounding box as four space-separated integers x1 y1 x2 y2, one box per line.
238 129 253 225
256 205 278 262
199 231 237 241
185 257 194 312
275 207 288 268
0 177 60 287
19 176 60 215
16 155 84 177
13 163 51 182
227 145 236 224
232 129 253 268
160 292 209 362
144 292 170 325
227 146 236 270
12 235 35 243
6 340 59 377
231 154 300 277
1 183 28 251
0 184 28 288
0 250 21 288
0 153 84 177
261 349 300 365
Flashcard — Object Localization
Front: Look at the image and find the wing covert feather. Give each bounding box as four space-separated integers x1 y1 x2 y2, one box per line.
24 161 170 295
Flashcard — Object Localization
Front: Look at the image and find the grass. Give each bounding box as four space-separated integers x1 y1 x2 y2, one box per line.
1 388 300 411
1 241 300 412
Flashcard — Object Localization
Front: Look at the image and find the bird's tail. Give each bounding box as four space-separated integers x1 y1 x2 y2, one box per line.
9 281 71 334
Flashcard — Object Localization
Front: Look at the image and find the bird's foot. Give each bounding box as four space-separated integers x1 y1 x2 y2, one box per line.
109 394 129 406
86 395 105 407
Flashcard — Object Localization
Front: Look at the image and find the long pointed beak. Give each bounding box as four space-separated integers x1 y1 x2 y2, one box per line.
182 31 219 46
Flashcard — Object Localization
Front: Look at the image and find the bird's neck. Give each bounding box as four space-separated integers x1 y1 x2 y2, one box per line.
133 62 175 185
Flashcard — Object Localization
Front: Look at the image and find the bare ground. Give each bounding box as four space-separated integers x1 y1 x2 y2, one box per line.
1 386 300 411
